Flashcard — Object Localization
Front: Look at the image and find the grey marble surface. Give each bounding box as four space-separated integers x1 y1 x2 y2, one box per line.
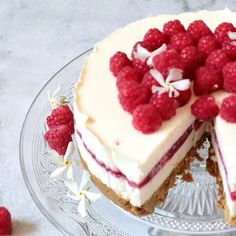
1 0 236 235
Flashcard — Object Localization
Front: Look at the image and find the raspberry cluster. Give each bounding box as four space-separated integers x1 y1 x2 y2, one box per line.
110 20 236 133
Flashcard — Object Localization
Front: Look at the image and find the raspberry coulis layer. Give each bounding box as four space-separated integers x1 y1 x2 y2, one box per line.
76 119 202 189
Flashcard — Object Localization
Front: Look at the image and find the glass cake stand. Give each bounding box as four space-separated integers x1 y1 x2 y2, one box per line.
20 49 236 236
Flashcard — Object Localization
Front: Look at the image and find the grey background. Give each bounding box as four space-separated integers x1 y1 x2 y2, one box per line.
1 0 236 235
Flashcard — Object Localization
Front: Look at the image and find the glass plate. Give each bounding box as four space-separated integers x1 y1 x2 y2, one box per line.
20 49 236 236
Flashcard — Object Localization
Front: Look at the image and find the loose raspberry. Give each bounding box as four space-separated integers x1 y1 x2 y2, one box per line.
169 32 194 51
47 105 74 134
193 67 223 96
118 80 151 113
205 49 229 71
142 71 160 92
132 104 162 134
220 95 236 122
175 89 192 107
152 49 183 77
163 19 185 38
0 206 12 235
214 22 235 43
191 96 219 120
45 125 72 156
187 20 212 42
197 35 220 57
116 66 142 90
132 58 150 75
222 61 236 93
222 39 236 59
110 51 131 76
150 92 178 120
143 28 165 51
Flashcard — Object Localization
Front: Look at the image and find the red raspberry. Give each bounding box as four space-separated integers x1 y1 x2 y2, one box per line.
0 207 12 235
220 95 236 122
163 19 185 38
180 46 201 76
187 20 212 42
118 80 151 113
152 49 183 77
45 125 72 155
110 51 131 76
132 104 162 134
47 105 74 134
132 58 150 75
193 67 223 96
176 89 192 107
197 35 220 57
150 93 178 120
116 66 142 89
142 71 161 92
205 49 229 71
222 61 236 93
143 28 165 51
191 96 219 120
222 39 236 59
169 32 194 51
214 22 235 43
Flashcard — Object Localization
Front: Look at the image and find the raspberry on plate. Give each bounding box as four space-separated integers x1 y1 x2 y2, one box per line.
47 105 74 134
142 71 161 92
150 92 178 120
205 49 229 71
116 66 142 89
220 95 236 122
110 51 131 76
214 22 235 43
45 125 72 156
222 39 236 59
152 49 183 77
197 35 220 57
163 19 185 38
132 58 150 75
223 61 236 93
143 28 166 51
187 20 212 42
193 66 223 96
118 80 151 113
191 95 219 120
175 89 192 107
132 104 162 134
0 206 12 235
169 32 194 51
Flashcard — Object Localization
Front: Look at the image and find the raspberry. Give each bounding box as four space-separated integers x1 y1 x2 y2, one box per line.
169 32 194 51
163 19 185 38
222 61 236 93
47 105 74 134
214 22 235 43
205 49 229 71
118 80 151 113
191 96 219 120
180 46 201 76
220 95 236 122
110 51 131 76
0 207 12 235
222 39 236 59
142 71 160 91
45 125 72 155
132 104 162 134
132 58 150 75
152 49 183 77
193 67 223 96
197 35 220 57
187 20 212 42
143 28 165 51
150 92 178 120
116 66 142 89
175 89 192 107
